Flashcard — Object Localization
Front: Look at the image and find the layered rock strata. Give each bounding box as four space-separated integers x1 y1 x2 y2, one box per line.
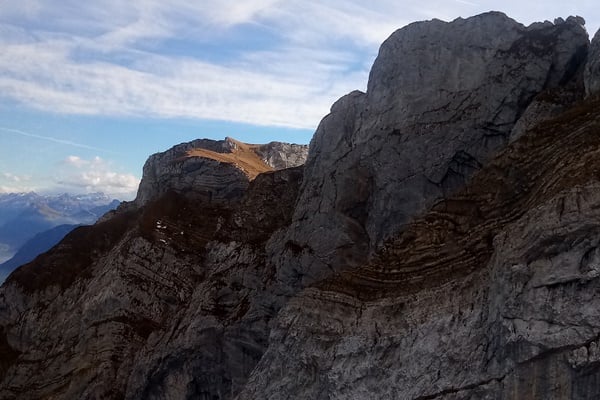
135 137 308 206
239 96 600 399
273 12 589 288
1 11 600 400
0 139 306 399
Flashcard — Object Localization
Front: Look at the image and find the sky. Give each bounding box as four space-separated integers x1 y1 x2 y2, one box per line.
0 1 598 200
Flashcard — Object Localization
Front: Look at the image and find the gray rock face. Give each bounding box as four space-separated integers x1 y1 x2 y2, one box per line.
0 164 305 400
273 12 589 289
585 28 600 96
238 97 600 399
256 141 309 170
135 138 245 206
135 137 308 207
124 167 305 400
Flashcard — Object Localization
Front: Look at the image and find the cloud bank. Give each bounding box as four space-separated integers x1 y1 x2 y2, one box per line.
56 155 139 199
0 156 139 199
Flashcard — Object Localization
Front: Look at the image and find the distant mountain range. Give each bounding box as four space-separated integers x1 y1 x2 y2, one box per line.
0 192 119 282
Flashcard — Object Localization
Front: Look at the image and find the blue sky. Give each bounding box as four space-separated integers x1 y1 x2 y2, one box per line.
0 1 598 200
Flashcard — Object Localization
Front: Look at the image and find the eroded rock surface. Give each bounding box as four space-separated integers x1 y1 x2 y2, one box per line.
0 139 306 400
239 97 600 400
273 12 589 289
135 137 307 207
256 141 309 170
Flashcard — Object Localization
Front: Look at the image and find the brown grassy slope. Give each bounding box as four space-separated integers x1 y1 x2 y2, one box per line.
182 138 273 180
318 96 600 300
7 210 136 293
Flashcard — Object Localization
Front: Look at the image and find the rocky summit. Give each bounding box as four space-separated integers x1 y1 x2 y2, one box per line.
2 11 600 400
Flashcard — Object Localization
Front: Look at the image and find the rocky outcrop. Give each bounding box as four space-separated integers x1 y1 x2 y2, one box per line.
135 137 307 206
255 141 309 170
272 12 589 290
585 28 600 96
123 167 304 399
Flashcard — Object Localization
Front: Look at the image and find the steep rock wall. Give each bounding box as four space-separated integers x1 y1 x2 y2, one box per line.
272 12 589 289
239 96 600 400
585 28 600 96
135 137 307 207
1 12 599 400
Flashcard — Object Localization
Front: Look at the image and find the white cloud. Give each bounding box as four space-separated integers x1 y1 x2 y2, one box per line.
0 37 369 129
56 155 139 199
0 1 389 129
0 1 598 130
0 157 138 198
3 172 24 182
0 185 32 194
63 155 89 168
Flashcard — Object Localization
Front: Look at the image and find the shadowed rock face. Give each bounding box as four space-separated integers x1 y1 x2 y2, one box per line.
0 141 305 400
272 12 589 290
585 28 600 96
2 12 600 400
238 95 600 400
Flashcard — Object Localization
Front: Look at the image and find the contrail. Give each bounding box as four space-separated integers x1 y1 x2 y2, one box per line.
454 0 478 5
0 126 116 154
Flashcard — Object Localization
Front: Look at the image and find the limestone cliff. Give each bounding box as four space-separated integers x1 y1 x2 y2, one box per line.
1 11 600 400
135 137 308 206
586 29 600 97
239 96 600 399
273 12 589 290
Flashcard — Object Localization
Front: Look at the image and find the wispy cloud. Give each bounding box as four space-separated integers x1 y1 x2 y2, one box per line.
454 0 479 6
0 1 598 130
0 126 114 153
0 1 393 129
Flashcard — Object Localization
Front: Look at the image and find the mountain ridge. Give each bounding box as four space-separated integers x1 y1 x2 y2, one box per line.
0 192 120 273
1 11 600 400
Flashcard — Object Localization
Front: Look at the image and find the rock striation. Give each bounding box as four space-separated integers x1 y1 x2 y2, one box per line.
273 12 589 289
0 138 306 400
238 95 600 399
135 137 308 207
2 11 600 400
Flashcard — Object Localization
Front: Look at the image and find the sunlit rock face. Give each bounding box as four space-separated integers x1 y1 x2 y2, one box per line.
3 11 600 400
135 137 308 207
